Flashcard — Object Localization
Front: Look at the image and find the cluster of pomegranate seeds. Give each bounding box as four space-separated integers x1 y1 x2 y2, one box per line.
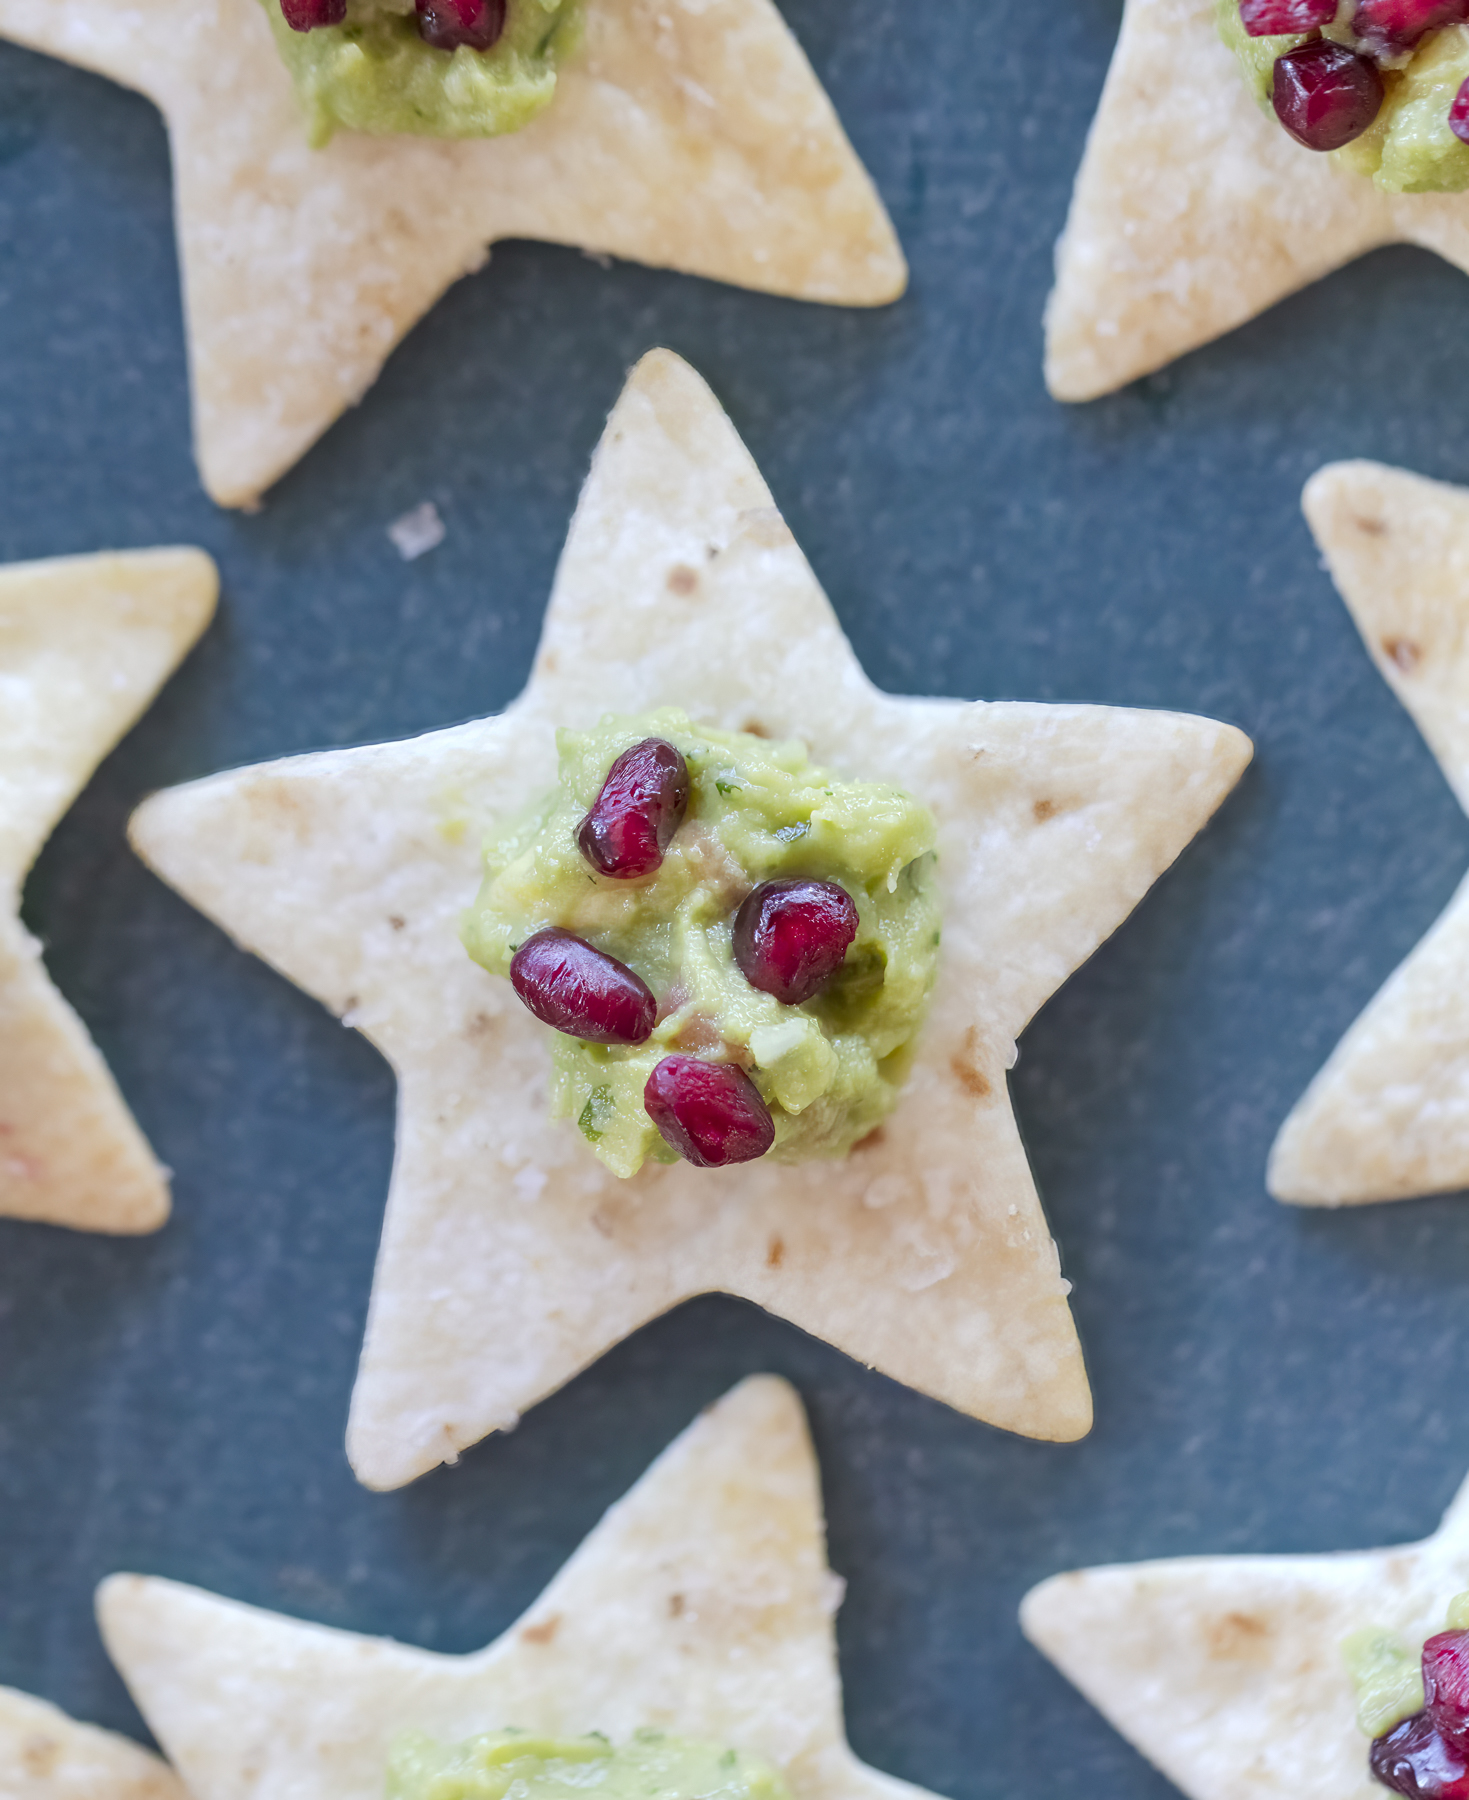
509 929 656 1045
732 879 859 1007
643 1056 775 1167
1272 40 1384 149
415 0 506 50
1241 0 1336 33
279 0 346 28
577 738 691 880
1372 1631 1469 1797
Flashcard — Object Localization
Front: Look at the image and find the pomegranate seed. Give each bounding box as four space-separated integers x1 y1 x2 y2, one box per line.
576 738 690 880
1353 0 1469 53
643 1056 775 1168
1451 75 1469 141
1273 40 1383 149
509 929 655 1045
1424 1635 1469 1750
1240 0 1337 32
731 879 859 1007
280 0 346 27
1372 1712 1469 1798
416 0 506 50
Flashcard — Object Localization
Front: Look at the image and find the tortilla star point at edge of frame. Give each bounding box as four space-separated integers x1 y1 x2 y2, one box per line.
0 1683 185 1798
1046 0 1469 403
1021 1467 1469 1800
127 348 1252 1490
96 1377 948 1800
1269 460 1469 1206
0 0 906 510
0 546 217 1235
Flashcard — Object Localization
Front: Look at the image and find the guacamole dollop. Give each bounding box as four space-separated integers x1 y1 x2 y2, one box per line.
386 1730 791 1800
262 0 578 148
461 709 940 1179
1342 1591 1469 1738
1216 0 1469 190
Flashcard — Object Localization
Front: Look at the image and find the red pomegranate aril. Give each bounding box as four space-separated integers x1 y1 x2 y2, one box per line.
1240 0 1336 32
416 0 506 49
280 0 346 27
732 878 859 1007
1273 40 1384 149
509 929 656 1045
1372 1712 1469 1799
1353 0 1469 53
1451 75 1469 142
576 738 690 880
643 1056 775 1168
1424 1634 1469 1750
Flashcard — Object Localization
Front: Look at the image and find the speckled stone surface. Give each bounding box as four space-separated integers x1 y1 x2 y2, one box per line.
5 5 1469 1797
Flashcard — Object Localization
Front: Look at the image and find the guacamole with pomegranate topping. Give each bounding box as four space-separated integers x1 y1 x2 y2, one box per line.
461 709 940 1179
387 1730 792 1800
262 0 578 148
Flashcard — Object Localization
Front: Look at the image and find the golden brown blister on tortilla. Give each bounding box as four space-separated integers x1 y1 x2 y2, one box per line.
0 1684 185 1799
1021 1472 1469 1800
1269 462 1469 1204
1047 0 1469 401
97 1377 942 1800
0 0 905 508
128 348 1250 1487
0 547 217 1234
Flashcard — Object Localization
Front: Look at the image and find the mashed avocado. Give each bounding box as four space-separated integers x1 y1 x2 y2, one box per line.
1215 0 1469 189
461 709 940 1179
1342 1592 1469 1738
386 1730 791 1800
262 0 578 148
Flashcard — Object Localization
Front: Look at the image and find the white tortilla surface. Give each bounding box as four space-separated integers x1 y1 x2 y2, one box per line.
0 0 905 508
0 1685 184 1799
98 1375 940 1800
1021 1470 1469 1800
129 348 1251 1488
1047 0 1469 402
1269 462 1469 1204
0 547 217 1234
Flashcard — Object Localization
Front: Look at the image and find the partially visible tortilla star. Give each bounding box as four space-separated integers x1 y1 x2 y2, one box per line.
1270 461 1469 1204
1046 0 1469 402
0 1685 184 1799
1021 1470 1469 1800
96 1376 944 1800
0 0 905 508
128 348 1251 1489
0 547 216 1234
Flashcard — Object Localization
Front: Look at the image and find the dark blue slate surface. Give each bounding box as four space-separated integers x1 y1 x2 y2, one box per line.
5 5 1469 1796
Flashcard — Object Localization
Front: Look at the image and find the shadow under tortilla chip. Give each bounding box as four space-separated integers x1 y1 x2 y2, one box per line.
0 0 906 508
0 547 216 1235
128 348 1251 1488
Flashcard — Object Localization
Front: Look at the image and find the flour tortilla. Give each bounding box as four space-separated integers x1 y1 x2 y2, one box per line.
98 1377 938 1800
129 349 1250 1487
0 0 904 508
1267 462 1469 1203
1021 1470 1469 1800
0 1685 184 1800
1047 0 1469 401
0 548 216 1233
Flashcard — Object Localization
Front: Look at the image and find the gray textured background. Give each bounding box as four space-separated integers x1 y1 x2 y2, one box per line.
4 3 1469 1795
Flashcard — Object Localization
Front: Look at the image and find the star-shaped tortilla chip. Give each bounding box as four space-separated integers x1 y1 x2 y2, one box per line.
1046 0 1469 401
0 546 216 1234
0 1685 184 1799
1021 1468 1469 1800
1268 461 1469 1204
128 348 1251 1488
96 1376 942 1800
0 0 905 508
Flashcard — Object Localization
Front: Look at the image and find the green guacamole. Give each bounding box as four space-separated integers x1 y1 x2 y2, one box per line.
262 0 578 148
386 1730 791 1800
1215 0 1469 190
1342 1591 1469 1738
461 709 940 1179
